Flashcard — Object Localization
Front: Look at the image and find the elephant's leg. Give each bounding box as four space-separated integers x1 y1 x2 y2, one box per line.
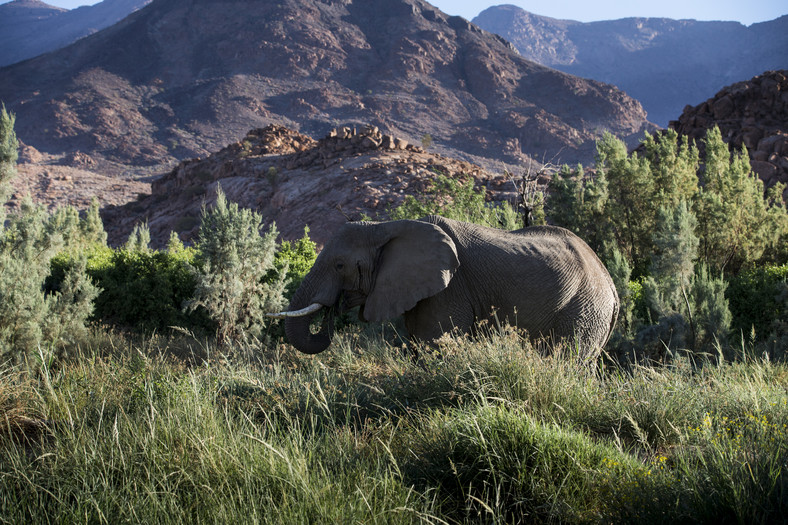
403 295 475 345
548 295 609 355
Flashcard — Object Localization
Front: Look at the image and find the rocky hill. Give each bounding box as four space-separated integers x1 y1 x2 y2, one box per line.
669 70 788 201
0 0 653 180
100 124 527 248
0 0 152 67
473 5 788 127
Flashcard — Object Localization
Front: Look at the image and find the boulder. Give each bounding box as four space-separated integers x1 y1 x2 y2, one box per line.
670 70 788 198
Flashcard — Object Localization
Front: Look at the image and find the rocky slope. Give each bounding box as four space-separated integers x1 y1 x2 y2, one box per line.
0 0 152 67
473 5 788 126
100 124 529 248
0 0 654 179
6 141 150 213
669 70 788 201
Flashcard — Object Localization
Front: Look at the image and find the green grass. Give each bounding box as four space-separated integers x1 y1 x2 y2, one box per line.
1 326 787 523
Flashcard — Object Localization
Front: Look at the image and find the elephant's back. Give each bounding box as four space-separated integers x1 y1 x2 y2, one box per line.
423 216 619 351
491 224 619 351
521 226 619 350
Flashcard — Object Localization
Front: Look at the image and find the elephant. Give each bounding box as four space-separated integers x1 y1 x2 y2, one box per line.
270 215 619 359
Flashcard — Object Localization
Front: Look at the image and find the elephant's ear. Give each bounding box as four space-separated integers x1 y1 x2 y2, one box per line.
364 220 459 322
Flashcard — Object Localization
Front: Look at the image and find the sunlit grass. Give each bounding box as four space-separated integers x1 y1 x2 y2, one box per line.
1 325 786 523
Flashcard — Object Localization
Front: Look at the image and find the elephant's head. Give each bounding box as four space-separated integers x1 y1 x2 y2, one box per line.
271 220 459 354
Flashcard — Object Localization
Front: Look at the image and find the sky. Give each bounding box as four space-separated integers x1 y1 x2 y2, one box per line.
3 0 786 26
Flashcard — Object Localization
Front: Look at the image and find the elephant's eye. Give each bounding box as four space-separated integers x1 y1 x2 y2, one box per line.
335 262 345 271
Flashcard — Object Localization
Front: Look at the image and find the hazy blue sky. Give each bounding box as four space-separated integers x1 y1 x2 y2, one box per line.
3 0 786 26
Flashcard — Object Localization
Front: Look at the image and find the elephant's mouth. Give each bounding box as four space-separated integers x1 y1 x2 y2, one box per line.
268 290 369 355
342 290 368 320
269 302 335 355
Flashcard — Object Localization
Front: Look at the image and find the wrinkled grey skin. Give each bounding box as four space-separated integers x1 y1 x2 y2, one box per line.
283 215 619 358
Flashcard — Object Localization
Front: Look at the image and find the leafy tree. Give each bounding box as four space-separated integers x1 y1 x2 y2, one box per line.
636 201 700 353
45 256 100 348
621 186 729 355
548 127 786 353
546 164 613 260
644 200 699 318
42 198 107 255
605 245 635 340
186 187 288 347
549 128 788 276
167 230 185 254
80 198 108 248
690 264 732 351
641 129 699 211
594 132 655 270
694 127 788 273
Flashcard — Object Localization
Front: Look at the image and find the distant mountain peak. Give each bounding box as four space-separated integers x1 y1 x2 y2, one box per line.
0 0 152 67
473 4 788 126
2 0 66 10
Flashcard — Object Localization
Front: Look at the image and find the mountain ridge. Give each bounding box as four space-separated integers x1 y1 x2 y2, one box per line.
473 5 788 126
0 0 654 178
0 0 153 67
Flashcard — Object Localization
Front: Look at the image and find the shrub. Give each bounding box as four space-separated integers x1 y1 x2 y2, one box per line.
271 226 317 297
186 187 288 347
71 245 209 333
0 103 18 190
640 201 699 324
548 128 786 355
727 264 788 343
548 128 788 276
1 199 98 366
390 173 526 229
124 221 151 252
694 127 788 273
546 163 618 267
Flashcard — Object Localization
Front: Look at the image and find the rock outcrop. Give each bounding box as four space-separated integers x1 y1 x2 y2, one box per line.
101 124 526 248
670 70 788 200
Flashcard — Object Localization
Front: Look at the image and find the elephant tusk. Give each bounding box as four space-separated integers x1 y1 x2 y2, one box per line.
265 303 324 319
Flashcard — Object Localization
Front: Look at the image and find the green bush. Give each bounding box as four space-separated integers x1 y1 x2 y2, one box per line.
548 128 788 355
84 246 210 333
271 226 318 297
390 173 529 229
47 224 318 339
548 128 788 276
727 264 788 342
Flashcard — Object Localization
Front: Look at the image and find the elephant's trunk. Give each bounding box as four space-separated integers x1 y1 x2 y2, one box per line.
283 281 335 355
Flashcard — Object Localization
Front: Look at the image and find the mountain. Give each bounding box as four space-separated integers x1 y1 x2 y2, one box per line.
669 70 788 202
0 0 152 67
473 5 788 126
0 0 654 178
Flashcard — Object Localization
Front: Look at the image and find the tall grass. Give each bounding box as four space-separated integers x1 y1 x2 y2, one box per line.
1 326 786 523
